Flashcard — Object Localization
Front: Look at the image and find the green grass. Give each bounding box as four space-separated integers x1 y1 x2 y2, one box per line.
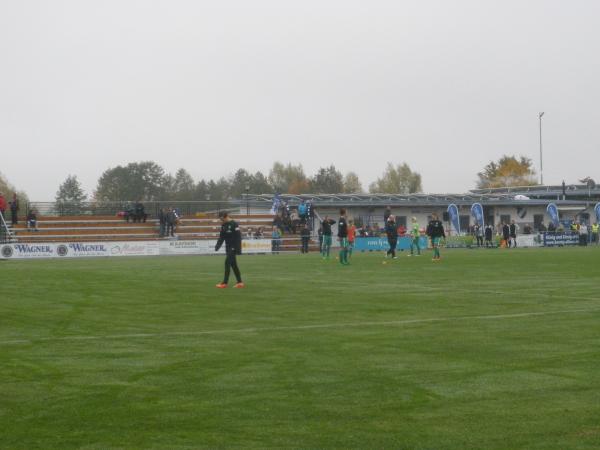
1 247 600 449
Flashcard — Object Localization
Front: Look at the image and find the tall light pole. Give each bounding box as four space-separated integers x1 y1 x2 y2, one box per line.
539 112 545 185
245 184 250 215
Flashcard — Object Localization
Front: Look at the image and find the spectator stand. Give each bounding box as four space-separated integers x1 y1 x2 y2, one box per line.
0 211 14 244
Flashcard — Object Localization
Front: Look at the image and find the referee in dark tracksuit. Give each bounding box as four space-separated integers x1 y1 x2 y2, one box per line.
215 211 244 288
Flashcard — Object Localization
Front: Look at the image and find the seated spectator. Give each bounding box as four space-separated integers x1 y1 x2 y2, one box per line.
123 202 134 222
290 210 300 233
134 200 147 223
397 224 407 236
27 210 38 231
254 227 264 239
246 227 254 239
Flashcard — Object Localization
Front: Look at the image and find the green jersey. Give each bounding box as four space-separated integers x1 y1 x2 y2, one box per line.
411 222 420 238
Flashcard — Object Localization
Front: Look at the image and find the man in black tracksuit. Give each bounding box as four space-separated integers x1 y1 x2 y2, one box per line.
426 213 446 260
385 215 398 259
215 211 244 288
509 220 517 248
502 223 510 248
300 224 311 254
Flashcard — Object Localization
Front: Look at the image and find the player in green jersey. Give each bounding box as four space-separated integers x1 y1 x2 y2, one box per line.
409 216 421 256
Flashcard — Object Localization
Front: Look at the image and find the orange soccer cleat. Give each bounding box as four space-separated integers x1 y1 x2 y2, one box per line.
215 283 228 289
233 282 246 289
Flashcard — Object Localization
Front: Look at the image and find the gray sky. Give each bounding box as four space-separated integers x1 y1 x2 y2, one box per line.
1 0 599 200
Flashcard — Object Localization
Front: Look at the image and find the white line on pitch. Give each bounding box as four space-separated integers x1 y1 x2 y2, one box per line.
2 307 600 346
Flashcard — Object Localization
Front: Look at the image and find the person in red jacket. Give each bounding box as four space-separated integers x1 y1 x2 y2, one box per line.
0 192 7 218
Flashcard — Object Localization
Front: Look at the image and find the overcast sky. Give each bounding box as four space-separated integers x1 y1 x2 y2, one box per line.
1 0 599 200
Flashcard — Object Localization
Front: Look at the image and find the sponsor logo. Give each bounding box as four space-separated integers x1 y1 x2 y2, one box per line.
169 241 200 248
14 244 53 254
1 245 13 258
68 243 107 253
56 245 69 256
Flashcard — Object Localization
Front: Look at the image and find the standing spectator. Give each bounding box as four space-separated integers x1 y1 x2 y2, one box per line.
502 222 510 248
509 220 518 248
320 216 336 259
474 224 484 247
0 192 7 218
547 221 556 233
166 207 177 237
300 223 310 253
271 226 281 253
298 200 308 223
592 222 599 245
484 224 493 247
9 193 18 225
317 226 323 253
158 208 167 237
289 209 300 233
579 221 588 246
385 215 398 259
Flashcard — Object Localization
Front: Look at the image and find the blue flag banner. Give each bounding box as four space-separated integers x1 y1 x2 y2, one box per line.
471 203 484 228
447 204 460 235
595 203 600 223
546 203 559 228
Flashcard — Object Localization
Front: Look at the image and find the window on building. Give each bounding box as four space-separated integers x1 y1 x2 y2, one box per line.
500 214 511 225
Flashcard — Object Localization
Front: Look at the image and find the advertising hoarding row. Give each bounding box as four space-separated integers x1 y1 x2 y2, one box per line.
0 239 273 259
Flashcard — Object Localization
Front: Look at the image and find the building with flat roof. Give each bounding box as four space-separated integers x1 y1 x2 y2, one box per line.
247 183 599 234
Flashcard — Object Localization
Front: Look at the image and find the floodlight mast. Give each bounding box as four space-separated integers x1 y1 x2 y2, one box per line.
539 112 545 185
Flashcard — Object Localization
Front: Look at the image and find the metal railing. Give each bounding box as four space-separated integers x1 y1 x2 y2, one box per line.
26 201 272 218
0 211 12 243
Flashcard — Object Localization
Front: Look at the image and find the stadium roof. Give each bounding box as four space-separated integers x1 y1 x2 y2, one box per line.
470 183 600 199
246 192 595 208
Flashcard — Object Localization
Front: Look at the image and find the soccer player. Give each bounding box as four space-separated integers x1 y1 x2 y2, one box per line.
321 216 336 259
347 219 356 259
321 216 335 259
385 215 398 259
338 208 349 265
409 216 421 256
214 211 244 288
426 213 445 261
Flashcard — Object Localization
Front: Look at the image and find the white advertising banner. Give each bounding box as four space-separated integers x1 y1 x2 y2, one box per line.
0 239 272 259
515 234 542 248
159 240 218 255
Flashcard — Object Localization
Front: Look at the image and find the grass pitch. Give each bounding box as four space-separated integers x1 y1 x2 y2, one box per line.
1 247 600 449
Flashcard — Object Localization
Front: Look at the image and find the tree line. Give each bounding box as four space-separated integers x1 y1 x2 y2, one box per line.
54 161 424 204
2 154 539 206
